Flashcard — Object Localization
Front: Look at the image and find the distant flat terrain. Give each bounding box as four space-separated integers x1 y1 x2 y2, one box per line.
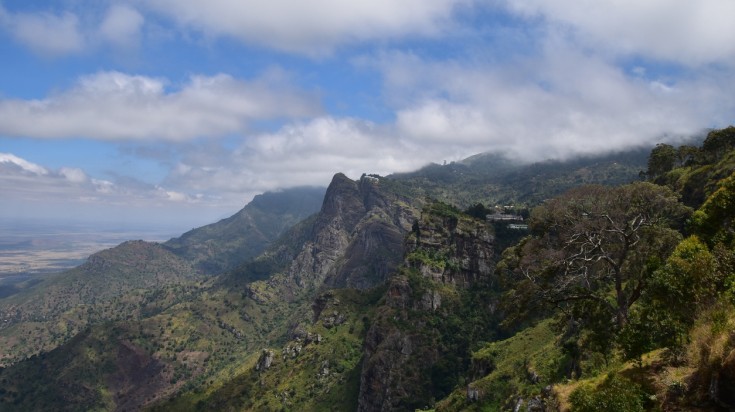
0 219 180 297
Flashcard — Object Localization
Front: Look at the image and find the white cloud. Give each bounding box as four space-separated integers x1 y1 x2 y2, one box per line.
159 112 510 204
0 4 146 57
142 0 466 55
158 38 735 197
163 117 431 196
0 71 320 140
374 44 735 161
92 178 115 194
0 153 49 175
503 0 735 65
2 7 84 56
0 152 230 228
98 4 145 49
59 167 88 183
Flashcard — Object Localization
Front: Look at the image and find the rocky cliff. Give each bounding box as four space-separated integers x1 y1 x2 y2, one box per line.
247 173 420 303
358 203 499 411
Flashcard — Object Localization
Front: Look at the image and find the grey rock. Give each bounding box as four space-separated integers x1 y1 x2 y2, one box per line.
255 349 274 371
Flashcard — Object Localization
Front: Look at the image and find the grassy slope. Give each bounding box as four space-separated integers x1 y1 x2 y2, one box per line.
435 319 566 412
152 288 381 412
164 187 325 274
0 241 203 365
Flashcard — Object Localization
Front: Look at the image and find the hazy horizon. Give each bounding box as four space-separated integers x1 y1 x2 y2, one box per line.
0 217 188 282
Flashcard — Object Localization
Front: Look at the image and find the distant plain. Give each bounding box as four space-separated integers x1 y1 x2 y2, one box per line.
0 218 180 297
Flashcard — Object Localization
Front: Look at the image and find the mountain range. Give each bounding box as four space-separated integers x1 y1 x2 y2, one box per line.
2 134 734 411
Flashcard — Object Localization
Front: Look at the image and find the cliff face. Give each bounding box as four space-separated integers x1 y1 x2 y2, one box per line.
358 204 498 411
251 173 420 302
406 205 495 288
228 177 501 411
298 174 418 290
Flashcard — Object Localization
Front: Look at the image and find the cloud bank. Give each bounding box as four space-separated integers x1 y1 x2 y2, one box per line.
0 71 320 140
0 4 147 56
504 0 735 65
142 0 467 55
384 46 735 160
0 151 224 228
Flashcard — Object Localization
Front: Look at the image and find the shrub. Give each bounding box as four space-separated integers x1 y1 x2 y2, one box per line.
569 373 647 412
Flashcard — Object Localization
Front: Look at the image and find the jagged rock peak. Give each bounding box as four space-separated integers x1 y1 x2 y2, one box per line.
274 172 420 293
317 173 364 229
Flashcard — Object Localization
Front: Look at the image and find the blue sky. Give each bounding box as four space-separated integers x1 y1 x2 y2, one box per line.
1 0 735 231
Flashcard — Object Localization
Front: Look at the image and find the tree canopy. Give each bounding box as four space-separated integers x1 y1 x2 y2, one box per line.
501 182 689 340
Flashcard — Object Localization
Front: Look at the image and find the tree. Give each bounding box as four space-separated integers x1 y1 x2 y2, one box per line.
676 145 700 167
503 182 689 336
626 236 720 354
702 126 735 162
690 171 735 246
464 202 491 220
646 143 677 178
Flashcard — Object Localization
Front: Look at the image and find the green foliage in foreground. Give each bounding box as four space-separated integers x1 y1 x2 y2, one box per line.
499 182 688 359
446 128 735 412
569 373 649 412
436 319 566 411
653 127 735 208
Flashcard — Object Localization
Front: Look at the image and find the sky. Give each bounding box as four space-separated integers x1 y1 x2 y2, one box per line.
1 0 735 231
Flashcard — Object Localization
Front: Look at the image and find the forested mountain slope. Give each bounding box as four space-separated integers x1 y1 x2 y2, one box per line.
0 143 684 411
438 127 735 411
165 186 325 274
0 240 202 366
0 187 325 366
391 148 650 208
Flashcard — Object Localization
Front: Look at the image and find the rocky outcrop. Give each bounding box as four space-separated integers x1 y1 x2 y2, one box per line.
359 295 422 412
255 349 274 371
357 204 497 411
711 349 735 408
261 174 420 301
405 208 495 287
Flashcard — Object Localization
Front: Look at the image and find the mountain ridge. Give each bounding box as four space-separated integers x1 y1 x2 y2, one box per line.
164 186 325 274
0 145 674 411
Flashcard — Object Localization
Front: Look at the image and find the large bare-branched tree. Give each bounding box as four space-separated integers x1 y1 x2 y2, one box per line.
503 182 689 331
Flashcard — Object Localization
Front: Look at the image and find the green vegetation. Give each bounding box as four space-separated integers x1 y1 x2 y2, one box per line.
0 240 204 365
165 187 324 274
500 182 689 358
471 127 735 411
437 320 566 411
569 373 648 412
161 288 381 412
6 133 735 411
391 148 648 211
651 126 735 207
